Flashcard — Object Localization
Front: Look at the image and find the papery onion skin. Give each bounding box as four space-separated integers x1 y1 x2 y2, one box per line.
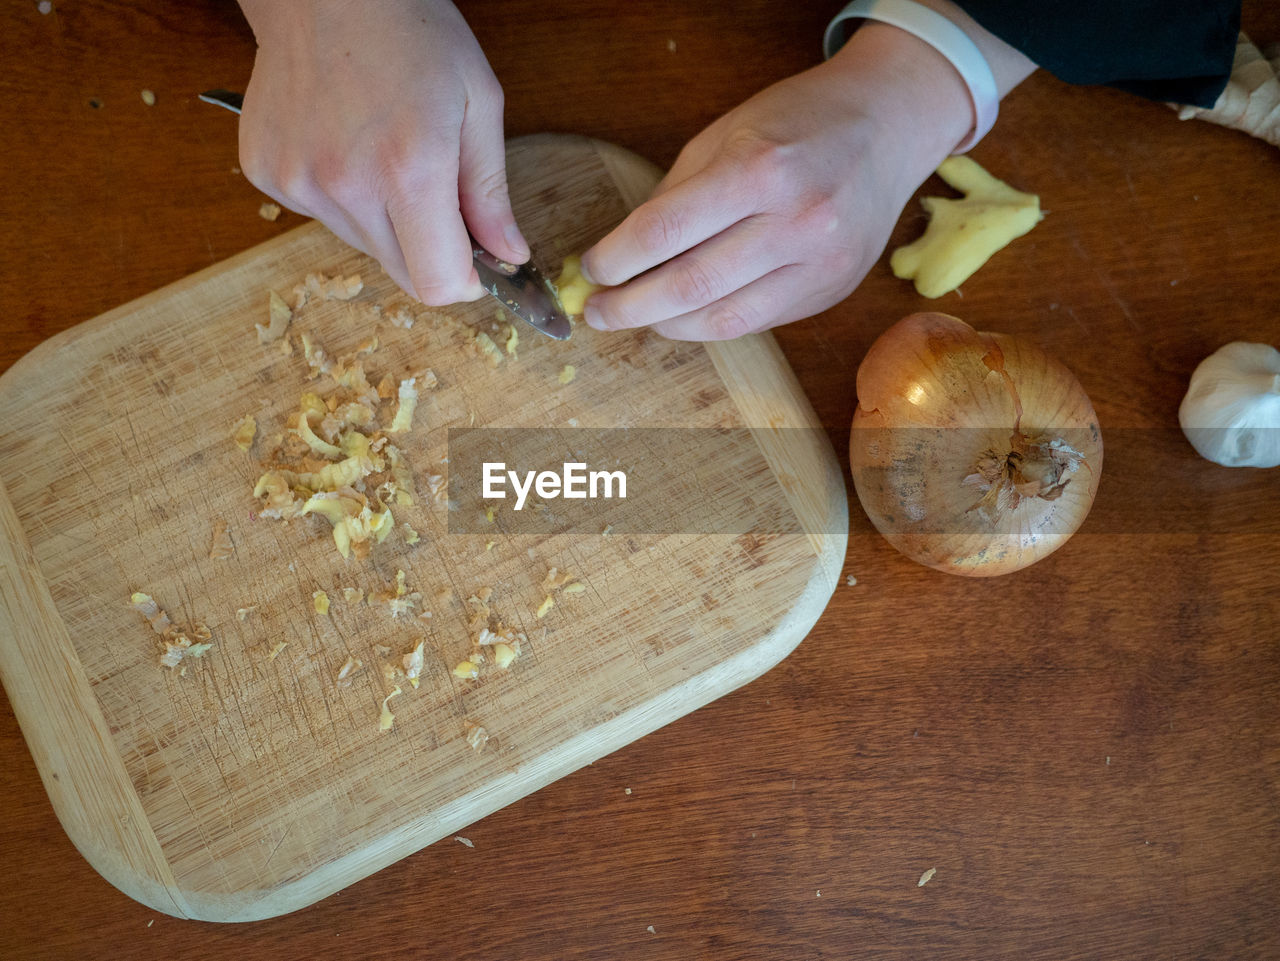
849 312 1103 576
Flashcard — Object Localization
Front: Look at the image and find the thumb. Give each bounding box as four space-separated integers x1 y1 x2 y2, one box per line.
458 94 529 264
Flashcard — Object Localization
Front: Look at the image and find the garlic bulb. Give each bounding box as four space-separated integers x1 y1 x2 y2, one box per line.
1179 341 1280 468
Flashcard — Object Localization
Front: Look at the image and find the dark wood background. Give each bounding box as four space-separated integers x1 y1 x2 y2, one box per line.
2 1 1278 958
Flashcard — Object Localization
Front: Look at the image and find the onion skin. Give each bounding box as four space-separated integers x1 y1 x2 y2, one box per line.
849 313 1103 576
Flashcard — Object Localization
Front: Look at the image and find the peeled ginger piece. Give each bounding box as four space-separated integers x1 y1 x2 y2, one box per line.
890 156 1042 298
554 255 602 316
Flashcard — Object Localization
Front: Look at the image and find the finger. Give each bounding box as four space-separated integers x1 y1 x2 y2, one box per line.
334 210 419 298
581 158 761 287
457 89 529 264
648 265 817 342
387 160 486 306
300 194 420 298
583 215 783 331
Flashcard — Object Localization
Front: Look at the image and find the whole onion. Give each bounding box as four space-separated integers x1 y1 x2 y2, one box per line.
849 312 1103 576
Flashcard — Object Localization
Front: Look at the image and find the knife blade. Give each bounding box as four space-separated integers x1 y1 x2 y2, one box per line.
471 244 572 340
198 89 572 340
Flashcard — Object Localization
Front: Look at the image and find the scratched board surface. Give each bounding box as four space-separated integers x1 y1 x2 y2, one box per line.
0 135 846 922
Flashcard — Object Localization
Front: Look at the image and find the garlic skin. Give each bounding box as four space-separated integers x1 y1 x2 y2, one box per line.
1179 342 1280 468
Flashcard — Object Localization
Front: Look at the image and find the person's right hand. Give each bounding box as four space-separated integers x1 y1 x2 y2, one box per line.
236 0 529 304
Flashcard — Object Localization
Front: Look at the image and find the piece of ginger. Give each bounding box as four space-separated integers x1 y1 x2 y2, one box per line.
554 255 601 316
890 156 1042 298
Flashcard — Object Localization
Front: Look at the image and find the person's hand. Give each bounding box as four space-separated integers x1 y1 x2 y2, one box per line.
237 0 528 304
578 23 981 341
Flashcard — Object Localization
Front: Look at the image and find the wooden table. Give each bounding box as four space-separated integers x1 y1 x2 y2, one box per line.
2 1 1277 957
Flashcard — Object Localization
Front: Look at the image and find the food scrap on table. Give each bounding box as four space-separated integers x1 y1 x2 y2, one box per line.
292 271 364 307
249 320 424 559
208 519 235 559
890 156 1041 298
557 364 576 385
401 641 425 689
451 587 526 680
386 377 419 434
130 592 214 669
387 306 415 329
312 590 330 615
473 330 504 368
463 720 490 753
258 202 282 222
373 569 423 618
379 686 402 732
140 88 155 106
256 290 292 344
231 414 257 451
335 656 363 688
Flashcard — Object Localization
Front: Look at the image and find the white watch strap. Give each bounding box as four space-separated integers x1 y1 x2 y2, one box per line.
824 0 999 153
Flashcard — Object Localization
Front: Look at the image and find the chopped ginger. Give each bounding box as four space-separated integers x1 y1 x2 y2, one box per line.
256 290 291 343
463 720 490 752
132 593 214 669
535 595 555 619
313 590 330 615
232 414 257 452
492 642 517 670
558 364 576 385
209 519 234 559
402 641 425 689
386 377 420 434
336 656 362 687
473 330 503 367
379 685 402 732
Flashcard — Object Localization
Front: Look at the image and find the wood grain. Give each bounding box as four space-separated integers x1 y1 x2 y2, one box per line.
0 135 844 921
2 0 1278 957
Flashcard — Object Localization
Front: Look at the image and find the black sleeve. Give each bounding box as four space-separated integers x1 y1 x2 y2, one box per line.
954 1 1241 108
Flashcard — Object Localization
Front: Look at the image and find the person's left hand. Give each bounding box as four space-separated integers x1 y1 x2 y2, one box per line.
578 27 972 340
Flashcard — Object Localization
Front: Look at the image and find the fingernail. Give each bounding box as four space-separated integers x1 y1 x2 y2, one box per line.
578 257 597 285
505 223 530 261
583 305 606 330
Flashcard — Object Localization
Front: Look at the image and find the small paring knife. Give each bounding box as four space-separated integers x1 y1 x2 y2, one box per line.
198 89 572 340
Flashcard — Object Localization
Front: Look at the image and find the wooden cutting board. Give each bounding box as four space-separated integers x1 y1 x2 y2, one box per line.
0 134 846 922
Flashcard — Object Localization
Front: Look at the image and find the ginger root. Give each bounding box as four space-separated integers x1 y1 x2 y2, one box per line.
1172 33 1280 148
890 156 1042 299
553 255 602 316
